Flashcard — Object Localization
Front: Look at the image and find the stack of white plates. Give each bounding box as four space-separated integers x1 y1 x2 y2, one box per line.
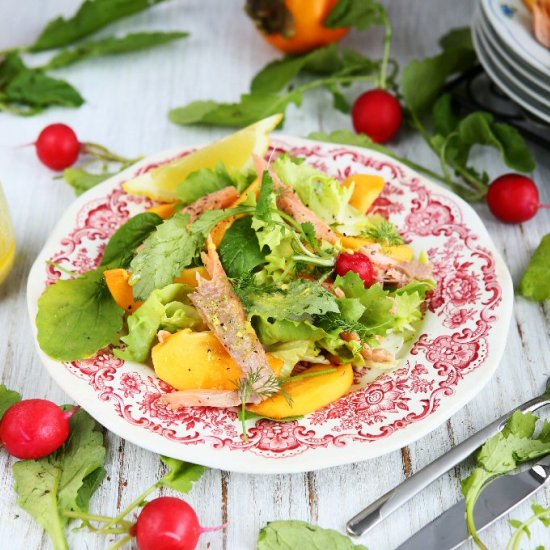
472 0 550 123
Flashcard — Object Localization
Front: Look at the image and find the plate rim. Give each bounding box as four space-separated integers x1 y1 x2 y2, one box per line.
473 23 550 124
480 0 550 74
27 134 514 474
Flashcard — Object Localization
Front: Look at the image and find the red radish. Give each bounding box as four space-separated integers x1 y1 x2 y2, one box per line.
352 89 403 144
335 252 376 286
35 123 81 170
0 400 78 459
486 174 548 223
133 497 223 550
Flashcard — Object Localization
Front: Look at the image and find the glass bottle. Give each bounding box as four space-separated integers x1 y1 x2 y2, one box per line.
0 182 16 285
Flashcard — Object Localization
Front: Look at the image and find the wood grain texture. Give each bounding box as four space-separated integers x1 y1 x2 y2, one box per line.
0 0 549 549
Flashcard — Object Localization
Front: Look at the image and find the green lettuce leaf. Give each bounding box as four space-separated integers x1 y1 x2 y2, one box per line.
37 267 125 361
13 409 106 550
116 283 201 363
258 520 368 550
254 318 326 346
266 340 323 378
273 155 368 235
519 234 550 302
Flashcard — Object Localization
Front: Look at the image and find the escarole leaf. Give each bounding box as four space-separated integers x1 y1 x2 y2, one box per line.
36 267 124 361
101 212 163 268
258 520 368 550
0 384 21 420
13 409 106 550
115 283 202 363
45 32 189 70
31 0 171 51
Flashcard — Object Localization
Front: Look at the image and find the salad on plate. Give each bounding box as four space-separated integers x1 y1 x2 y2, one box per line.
36 117 436 436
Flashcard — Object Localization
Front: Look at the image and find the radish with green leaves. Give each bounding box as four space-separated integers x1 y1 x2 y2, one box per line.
0 399 79 459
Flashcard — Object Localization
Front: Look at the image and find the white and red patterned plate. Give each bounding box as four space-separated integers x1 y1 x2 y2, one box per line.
27 136 513 474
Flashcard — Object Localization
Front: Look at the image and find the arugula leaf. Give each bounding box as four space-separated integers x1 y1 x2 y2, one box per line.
169 90 302 128
63 168 116 196
219 216 267 278
325 0 387 30
116 283 201 362
519 234 550 302
0 54 83 113
462 411 550 548
258 520 368 550
129 214 197 300
36 267 125 361
158 456 206 493
31 0 171 51
402 41 476 117
101 212 163 268
13 409 106 550
45 32 188 70
0 384 21 420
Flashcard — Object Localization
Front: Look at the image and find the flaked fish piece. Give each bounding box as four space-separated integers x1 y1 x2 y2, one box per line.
188 240 276 403
253 156 339 245
359 243 433 287
182 186 239 222
160 389 241 409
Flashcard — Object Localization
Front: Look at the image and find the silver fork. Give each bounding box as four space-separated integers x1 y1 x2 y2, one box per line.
346 377 550 537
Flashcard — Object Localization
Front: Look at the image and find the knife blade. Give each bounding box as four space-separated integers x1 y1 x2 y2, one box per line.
396 454 550 550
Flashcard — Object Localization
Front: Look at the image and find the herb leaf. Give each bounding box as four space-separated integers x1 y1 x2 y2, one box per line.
13 409 106 550
63 168 116 196
258 520 368 550
101 212 163 268
519 234 550 302
0 384 21 419
45 31 189 70
31 0 171 51
158 457 206 493
36 267 125 361
462 411 550 548
325 0 386 30
219 216 267 278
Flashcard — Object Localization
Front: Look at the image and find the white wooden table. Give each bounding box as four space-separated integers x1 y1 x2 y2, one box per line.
1 1 549 548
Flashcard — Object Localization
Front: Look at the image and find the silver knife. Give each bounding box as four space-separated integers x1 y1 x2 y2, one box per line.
396 453 550 550
347 377 550 537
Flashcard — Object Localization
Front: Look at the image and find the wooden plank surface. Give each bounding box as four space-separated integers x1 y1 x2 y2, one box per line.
0 0 549 548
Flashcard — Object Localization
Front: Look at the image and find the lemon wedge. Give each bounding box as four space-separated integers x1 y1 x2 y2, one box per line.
124 114 282 202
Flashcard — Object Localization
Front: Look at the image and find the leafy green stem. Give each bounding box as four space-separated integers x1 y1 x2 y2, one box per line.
108 534 133 550
281 368 337 384
507 506 550 550
82 142 140 165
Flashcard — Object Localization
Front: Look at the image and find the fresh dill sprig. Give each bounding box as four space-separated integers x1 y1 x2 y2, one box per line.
363 217 404 246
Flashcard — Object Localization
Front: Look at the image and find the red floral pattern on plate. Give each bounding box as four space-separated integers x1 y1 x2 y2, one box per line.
37 137 506 460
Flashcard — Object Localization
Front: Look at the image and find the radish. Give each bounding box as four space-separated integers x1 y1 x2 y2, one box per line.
352 89 403 144
486 174 548 223
132 497 222 550
0 399 79 459
335 252 376 286
35 123 81 171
